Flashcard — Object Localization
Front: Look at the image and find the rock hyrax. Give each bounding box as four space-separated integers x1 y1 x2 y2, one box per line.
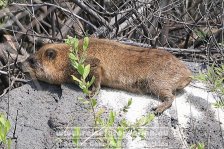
22 38 192 114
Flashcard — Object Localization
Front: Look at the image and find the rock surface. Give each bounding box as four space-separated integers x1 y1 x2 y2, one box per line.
0 62 224 149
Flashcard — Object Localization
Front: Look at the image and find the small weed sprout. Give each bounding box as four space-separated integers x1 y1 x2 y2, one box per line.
0 113 11 149
66 36 154 148
0 0 7 9
190 142 205 149
194 64 224 109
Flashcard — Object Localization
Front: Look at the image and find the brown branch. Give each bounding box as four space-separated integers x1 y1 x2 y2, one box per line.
56 3 83 38
10 2 97 31
72 0 112 30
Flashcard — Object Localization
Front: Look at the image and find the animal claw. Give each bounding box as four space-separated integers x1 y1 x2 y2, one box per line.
151 106 165 116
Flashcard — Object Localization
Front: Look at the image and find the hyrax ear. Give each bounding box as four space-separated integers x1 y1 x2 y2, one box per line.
45 48 57 60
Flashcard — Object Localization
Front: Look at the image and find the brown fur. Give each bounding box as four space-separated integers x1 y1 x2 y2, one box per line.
22 38 192 114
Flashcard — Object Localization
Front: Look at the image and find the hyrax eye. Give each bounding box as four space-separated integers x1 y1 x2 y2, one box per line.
45 49 57 60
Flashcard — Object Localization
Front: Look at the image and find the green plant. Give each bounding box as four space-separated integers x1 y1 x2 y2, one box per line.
194 64 224 108
95 99 154 148
0 114 11 149
190 142 205 149
72 127 81 148
194 28 207 40
0 0 7 8
66 36 154 148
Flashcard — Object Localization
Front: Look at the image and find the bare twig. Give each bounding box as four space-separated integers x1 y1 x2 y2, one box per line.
72 0 112 30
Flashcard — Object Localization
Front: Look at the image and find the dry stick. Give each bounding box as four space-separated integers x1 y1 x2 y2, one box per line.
0 70 8 75
80 127 104 146
11 24 30 62
11 2 97 31
16 6 56 42
206 22 224 57
127 25 138 38
0 47 28 70
56 4 82 38
5 10 33 42
111 6 145 38
118 39 203 53
0 27 64 42
40 20 51 28
133 8 149 41
51 10 56 39
72 0 112 30
54 10 63 39
0 5 25 19
0 5 42 29
7 52 10 119
12 110 18 139
0 73 28 98
92 6 129 37
156 0 173 47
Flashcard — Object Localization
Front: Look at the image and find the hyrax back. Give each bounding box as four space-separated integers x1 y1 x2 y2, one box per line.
23 38 191 114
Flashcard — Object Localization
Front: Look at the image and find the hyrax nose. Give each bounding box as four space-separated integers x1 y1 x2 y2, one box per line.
27 56 38 68
17 61 22 68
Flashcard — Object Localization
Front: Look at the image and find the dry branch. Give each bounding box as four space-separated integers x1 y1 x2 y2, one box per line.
72 0 112 30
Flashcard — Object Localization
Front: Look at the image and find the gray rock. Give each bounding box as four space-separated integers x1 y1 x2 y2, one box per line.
0 80 223 149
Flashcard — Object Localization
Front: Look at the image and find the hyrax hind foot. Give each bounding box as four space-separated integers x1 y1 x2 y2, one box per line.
152 90 175 115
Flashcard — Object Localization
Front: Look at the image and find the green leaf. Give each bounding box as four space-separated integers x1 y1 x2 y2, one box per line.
69 53 78 61
0 116 6 126
73 127 81 146
213 100 224 108
90 99 97 107
119 119 128 128
83 101 90 104
82 88 89 94
79 82 86 89
123 99 133 112
88 76 95 88
135 114 154 126
71 61 79 69
117 127 125 147
78 64 85 75
71 75 81 84
5 120 10 133
73 38 79 52
65 35 72 45
128 99 132 106
131 131 138 140
96 108 105 118
78 97 90 104
0 114 11 146
96 116 104 125
109 135 117 147
108 111 115 127
7 139 11 149
122 107 128 113
83 64 90 80
198 143 205 149
83 37 89 51
190 143 205 149
139 128 146 140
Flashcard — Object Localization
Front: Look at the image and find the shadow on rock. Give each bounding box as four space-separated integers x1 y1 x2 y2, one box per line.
185 94 224 149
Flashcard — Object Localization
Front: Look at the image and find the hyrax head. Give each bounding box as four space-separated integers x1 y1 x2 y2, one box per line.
22 44 72 84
